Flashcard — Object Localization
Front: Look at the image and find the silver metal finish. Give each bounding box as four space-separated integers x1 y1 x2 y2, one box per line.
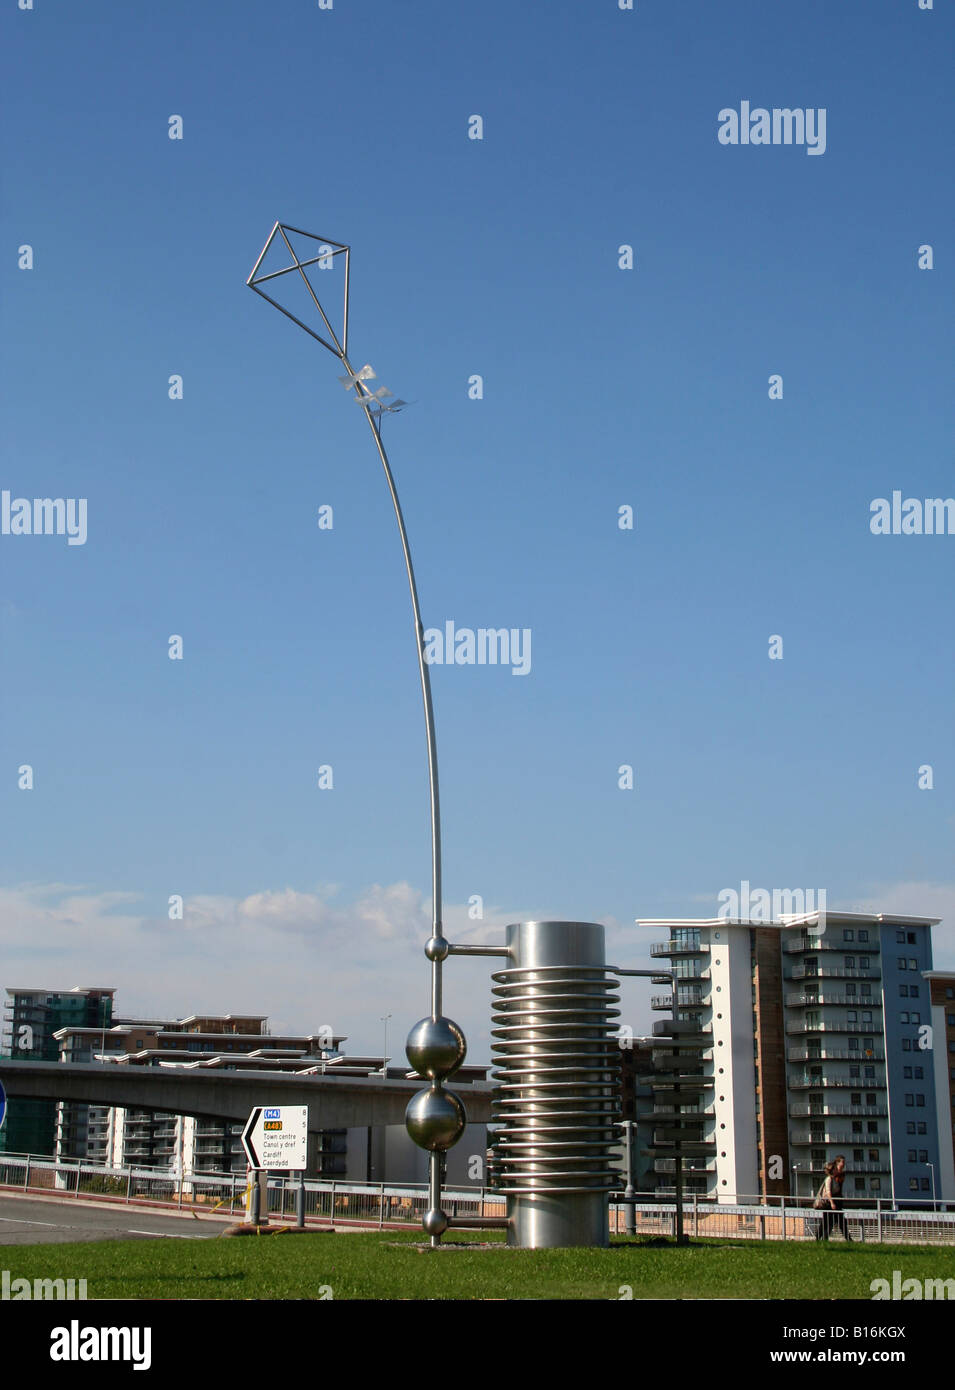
491 921 621 1248
247 223 460 1242
406 1016 467 1080
405 1086 467 1151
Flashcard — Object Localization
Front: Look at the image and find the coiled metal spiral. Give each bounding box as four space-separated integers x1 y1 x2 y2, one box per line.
490 964 621 1195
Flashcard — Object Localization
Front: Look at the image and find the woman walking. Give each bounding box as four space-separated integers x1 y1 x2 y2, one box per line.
814 1155 851 1241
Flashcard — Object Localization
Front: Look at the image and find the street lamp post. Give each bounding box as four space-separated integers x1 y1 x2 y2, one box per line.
926 1161 936 1212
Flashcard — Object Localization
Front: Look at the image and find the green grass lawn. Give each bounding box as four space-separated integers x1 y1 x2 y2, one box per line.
4 1230 955 1300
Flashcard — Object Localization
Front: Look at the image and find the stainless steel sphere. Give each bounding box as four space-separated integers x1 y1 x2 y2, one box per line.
425 935 450 962
405 1086 467 1151
406 1015 467 1080
422 1207 448 1237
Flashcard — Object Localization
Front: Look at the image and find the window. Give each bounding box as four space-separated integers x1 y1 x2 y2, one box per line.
860 957 870 968
908 932 916 945
849 1037 860 1051
899 985 909 997
859 930 869 942
863 1038 874 1051
849 1065 860 1077
867 1121 878 1134
909 958 918 970
918 1122 926 1135
916 1094 925 1107
861 985 872 997
853 1149 864 1161
904 1066 913 1078
905 1094 914 1106
854 1177 865 1191
844 929 855 942
919 1150 928 1163
949 1014 955 1027
871 1178 881 1191
903 1038 912 1051
847 1011 858 1023
852 1121 862 1134
868 1149 879 1161
909 1178 919 1191
914 1066 923 1079
851 1093 862 1105
906 1122 916 1135
846 983 857 996
901 1012 909 1024
907 1149 917 1162
866 1093 876 1105
864 1067 875 1078
921 1178 930 1191
898 959 907 971
896 930 906 943
947 987 954 999
845 956 856 967
909 986 919 998
862 1011 873 1022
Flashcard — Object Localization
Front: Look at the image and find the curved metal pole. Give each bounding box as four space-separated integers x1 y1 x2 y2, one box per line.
351 381 445 1001
346 366 449 1247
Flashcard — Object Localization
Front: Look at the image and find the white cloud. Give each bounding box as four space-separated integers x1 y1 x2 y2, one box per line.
0 881 529 1063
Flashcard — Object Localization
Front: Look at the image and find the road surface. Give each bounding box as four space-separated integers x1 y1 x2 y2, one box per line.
0 1194 230 1244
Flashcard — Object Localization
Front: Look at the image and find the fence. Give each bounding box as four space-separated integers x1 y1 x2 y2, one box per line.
609 1193 955 1245
1 1153 953 1243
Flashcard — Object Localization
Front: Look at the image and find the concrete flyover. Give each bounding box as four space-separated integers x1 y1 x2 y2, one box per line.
0 1060 494 1132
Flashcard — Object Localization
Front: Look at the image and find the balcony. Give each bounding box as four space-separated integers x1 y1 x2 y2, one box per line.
650 995 673 1011
805 1160 889 1175
789 966 881 981
650 941 709 957
783 938 879 954
787 1047 885 1062
789 1075 887 1090
785 1021 883 1036
790 1104 887 1118
653 1158 715 1175
786 993 882 1008
790 1133 888 1146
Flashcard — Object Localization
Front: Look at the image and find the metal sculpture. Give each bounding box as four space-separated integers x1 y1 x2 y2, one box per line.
247 223 464 1244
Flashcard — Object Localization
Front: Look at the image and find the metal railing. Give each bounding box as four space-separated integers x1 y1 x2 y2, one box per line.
609 1192 955 1244
1 1153 952 1243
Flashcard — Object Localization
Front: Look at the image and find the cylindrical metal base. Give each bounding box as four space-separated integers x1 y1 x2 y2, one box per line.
491 921 620 1249
506 1191 609 1249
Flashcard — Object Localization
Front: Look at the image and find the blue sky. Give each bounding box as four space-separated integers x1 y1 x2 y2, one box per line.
1 0 952 1059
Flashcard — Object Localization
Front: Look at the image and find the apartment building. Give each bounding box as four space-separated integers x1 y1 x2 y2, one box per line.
0 987 115 1156
924 971 955 1201
640 911 948 1205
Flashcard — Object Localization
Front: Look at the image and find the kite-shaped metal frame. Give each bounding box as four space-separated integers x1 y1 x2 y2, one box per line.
247 222 351 358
